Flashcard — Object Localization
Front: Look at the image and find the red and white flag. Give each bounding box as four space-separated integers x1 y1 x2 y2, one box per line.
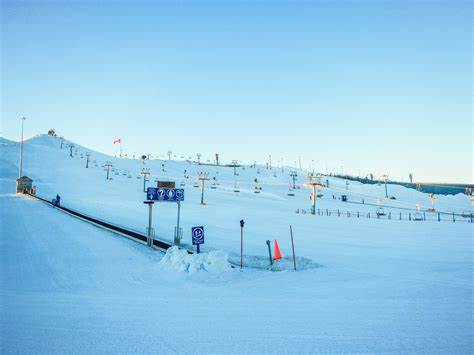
113 138 121 144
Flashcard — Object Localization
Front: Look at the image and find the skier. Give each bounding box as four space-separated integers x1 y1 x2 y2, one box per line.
52 194 61 207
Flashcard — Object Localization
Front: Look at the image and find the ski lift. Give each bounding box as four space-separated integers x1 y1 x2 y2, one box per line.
254 186 261 193
233 182 240 193
376 208 386 217
287 189 295 196
413 212 423 221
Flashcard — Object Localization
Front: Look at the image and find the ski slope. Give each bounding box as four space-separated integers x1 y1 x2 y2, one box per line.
1 134 473 353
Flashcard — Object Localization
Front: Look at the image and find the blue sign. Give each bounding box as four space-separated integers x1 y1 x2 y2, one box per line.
192 226 204 245
147 187 184 202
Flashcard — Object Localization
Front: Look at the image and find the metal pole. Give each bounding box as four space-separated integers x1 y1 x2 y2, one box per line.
106 166 110 180
200 180 205 205
174 201 181 245
143 174 147 192
240 226 243 269
384 180 388 198
290 225 296 271
311 185 316 215
145 202 154 247
18 117 26 178
266 240 273 266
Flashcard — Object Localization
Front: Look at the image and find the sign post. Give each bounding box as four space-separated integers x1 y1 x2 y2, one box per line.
174 201 182 245
146 186 184 245
192 226 204 253
143 200 154 247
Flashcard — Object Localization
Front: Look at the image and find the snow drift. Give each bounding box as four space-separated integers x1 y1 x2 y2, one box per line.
159 246 232 273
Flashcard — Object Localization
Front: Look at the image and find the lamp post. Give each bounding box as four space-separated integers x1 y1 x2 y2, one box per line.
18 116 26 178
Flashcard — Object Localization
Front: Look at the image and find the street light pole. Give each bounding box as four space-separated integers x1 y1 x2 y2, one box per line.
18 117 26 178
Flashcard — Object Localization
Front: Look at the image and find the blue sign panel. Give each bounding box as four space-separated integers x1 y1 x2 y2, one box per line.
147 187 184 202
192 226 204 245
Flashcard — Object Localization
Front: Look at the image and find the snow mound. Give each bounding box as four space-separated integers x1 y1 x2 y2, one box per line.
159 246 232 273
228 254 321 271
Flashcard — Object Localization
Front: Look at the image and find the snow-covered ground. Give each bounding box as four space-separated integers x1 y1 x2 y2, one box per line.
1 134 473 353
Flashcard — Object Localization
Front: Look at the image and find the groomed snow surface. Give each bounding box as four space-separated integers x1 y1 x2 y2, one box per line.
1 135 473 354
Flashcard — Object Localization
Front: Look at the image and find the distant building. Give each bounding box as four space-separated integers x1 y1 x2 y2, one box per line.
16 176 34 194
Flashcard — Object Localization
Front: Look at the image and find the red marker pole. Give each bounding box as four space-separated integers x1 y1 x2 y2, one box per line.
240 219 245 269
290 225 296 271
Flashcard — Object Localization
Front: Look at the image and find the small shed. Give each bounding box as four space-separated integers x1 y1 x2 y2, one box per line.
16 176 33 193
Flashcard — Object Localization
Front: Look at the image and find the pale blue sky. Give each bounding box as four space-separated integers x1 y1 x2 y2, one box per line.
1 0 472 183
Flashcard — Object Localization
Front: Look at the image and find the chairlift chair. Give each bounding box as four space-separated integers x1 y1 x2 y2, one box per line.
376 208 386 217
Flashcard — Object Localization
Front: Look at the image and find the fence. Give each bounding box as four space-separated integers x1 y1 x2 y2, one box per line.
295 207 473 223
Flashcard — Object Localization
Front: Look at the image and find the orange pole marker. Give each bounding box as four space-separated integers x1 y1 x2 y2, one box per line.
273 240 283 261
